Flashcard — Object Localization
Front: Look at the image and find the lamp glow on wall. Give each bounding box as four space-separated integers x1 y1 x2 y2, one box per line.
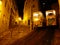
15 17 22 22
0 0 2 5
33 13 39 21
33 18 39 21
15 17 22 24
18 17 22 21
33 13 39 17
46 10 56 16
0 0 2 15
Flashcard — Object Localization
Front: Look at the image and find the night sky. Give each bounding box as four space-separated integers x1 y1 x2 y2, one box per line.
15 0 25 19
15 0 58 18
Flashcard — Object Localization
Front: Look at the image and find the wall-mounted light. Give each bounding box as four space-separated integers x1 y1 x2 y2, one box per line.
18 17 22 21
33 18 39 21
33 13 39 17
46 10 56 16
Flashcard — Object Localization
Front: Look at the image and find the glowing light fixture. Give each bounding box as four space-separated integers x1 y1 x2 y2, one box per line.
46 10 56 16
18 17 22 21
53 10 56 15
33 13 38 17
34 18 39 21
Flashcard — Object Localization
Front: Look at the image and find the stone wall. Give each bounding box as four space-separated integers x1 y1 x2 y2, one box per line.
0 0 19 33
23 0 39 26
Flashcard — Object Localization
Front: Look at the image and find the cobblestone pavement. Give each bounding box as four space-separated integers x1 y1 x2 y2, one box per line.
0 26 60 45
52 29 60 45
0 25 33 45
10 28 60 45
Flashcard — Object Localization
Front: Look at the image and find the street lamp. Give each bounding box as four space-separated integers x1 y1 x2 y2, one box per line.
18 17 22 25
15 17 22 25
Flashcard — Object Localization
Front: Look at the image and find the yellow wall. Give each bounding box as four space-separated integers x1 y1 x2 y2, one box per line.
0 0 19 33
23 0 39 26
58 0 60 28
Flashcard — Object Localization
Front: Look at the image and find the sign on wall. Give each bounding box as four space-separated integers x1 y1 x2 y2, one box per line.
33 11 44 27
46 10 56 26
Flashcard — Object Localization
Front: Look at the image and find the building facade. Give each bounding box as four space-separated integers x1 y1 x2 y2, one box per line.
23 0 39 26
51 3 59 28
0 0 19 33
58 0 60 28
